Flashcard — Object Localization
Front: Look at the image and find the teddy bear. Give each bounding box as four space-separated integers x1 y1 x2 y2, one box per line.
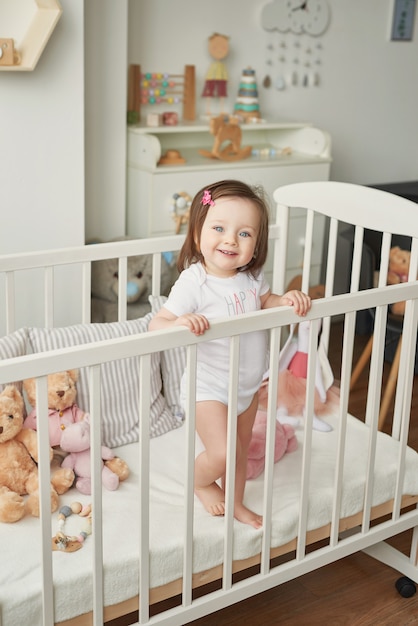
23 369 128 484
59 416 129 494
0 385 74 523
387 246 415 316
90 236 176 322
247 410 297 480
23 369 87 452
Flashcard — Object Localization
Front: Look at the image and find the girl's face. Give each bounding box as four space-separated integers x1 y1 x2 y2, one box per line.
199 197 259 278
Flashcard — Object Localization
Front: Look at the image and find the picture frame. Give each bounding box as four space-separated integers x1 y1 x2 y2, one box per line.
391 0 416 41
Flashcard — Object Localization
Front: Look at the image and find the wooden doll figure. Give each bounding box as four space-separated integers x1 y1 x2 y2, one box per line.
201 33 230 116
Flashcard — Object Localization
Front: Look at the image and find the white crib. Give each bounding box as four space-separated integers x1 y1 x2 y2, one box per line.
0 181 417 626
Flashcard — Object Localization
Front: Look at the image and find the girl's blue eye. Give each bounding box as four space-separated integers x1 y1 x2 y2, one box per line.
240 231 250 238
214 226 223 232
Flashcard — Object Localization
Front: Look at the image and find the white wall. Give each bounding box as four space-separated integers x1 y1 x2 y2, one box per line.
0 0 85 255
128 0 418 185
84 0 128 242
0 0 85 328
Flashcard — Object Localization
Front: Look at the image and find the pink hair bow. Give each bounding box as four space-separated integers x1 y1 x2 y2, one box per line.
202 190 215 207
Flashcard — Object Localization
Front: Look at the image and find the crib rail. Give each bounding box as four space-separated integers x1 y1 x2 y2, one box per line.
0 235 185 333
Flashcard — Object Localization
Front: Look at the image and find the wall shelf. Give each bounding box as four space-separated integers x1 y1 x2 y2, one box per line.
0 0 62 71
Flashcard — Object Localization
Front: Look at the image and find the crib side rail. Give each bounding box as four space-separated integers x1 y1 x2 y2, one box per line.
0 235 185 333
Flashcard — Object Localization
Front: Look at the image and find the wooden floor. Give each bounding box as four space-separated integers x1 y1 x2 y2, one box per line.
110 323 418 626
189 323 418 626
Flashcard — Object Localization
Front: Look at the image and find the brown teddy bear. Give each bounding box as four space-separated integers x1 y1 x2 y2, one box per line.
24 369 129 484
387 246 414 316
0 385 74 523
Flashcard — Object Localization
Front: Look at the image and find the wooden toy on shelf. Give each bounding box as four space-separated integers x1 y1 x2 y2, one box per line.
201 33 230 116
157 149 186 166
127 64 195 125
199 114 252 162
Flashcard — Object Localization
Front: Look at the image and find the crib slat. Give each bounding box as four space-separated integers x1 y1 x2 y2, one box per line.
139 354 151 623
296 319 320 558
118 257 128 322
362 303 388 531
89 364 105 625
223 335 240 590
392 237 418 438
322 216 339 354
350 225 364 293
301 208 314 295
261 326 282 575
378 232 392 288
324 217 338 298
36 376 55 625
152 253 162 296
44 266 54 328
5 271 16 334
330 310 356 547
392 298 418 518
81 261 92 323
272 202 289 296
183 345 197 607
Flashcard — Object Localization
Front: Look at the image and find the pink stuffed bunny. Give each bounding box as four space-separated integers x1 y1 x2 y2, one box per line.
247 410 297 480
259 320 340 432
60 417 129 495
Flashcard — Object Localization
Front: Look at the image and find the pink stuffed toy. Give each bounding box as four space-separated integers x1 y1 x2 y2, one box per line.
60 417 129 495
23 370 87 448
259 320 340 433
247 410 297 480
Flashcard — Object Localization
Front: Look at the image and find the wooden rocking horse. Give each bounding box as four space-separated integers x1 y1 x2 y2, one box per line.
199 114 252 162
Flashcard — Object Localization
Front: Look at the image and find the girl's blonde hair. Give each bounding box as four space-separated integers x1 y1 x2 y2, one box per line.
177 179 270 276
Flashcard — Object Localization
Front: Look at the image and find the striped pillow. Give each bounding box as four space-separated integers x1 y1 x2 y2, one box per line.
28 314 180 448
149 296 186 421
0 327 28 393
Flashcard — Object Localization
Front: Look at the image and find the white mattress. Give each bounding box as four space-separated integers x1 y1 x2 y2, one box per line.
1 411 418 625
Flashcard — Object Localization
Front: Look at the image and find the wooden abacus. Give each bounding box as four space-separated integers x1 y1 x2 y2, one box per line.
127 64 196 124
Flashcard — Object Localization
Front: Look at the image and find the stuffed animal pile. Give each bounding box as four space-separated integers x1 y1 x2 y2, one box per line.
0 385 74 523
90 236 176 322
23 369 129 495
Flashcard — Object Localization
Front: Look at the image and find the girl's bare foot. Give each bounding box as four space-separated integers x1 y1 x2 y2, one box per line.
195 482 225 516
234 502 263 529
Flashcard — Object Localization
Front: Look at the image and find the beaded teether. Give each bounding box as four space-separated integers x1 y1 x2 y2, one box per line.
52 502 92 553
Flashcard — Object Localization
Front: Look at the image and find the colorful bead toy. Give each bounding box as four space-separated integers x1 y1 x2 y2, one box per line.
52 502 92 553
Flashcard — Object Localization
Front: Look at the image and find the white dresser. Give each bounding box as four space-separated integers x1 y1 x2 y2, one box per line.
126 120 332 286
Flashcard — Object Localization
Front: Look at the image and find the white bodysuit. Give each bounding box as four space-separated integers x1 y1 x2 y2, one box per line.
163 262 270 414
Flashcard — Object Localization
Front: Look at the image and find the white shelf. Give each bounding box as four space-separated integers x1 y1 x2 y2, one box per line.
0 0 62 71
130 120 312 134
127 121 332 173
127 119 332 245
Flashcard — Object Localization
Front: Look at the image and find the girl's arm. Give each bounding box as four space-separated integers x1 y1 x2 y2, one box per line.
260 289 311 317
149 306 210 335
